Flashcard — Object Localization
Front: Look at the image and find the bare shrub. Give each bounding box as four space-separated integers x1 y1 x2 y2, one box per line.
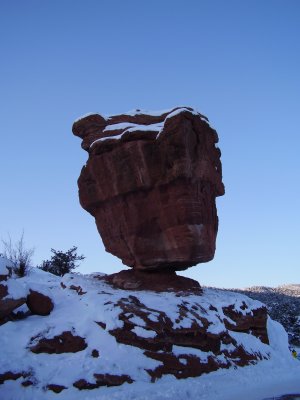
1 232 34 277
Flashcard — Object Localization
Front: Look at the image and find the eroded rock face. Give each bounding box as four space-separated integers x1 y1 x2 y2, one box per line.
101 291 269 381
102 269 202 293
73 107 224 271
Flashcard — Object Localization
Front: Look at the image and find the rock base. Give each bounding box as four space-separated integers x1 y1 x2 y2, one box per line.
101 269 202 294
0 269 281 395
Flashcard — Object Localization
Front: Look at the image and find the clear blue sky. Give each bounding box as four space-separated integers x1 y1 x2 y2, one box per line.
1 0 299 288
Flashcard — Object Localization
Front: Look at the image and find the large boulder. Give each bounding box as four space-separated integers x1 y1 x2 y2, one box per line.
73 107 224 271
26 290 54 316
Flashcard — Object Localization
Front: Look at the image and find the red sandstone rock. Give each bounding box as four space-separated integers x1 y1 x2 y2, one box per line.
102 269 201 293
0 282 26 320
103 293 269 380
26 290 54 316
145 352 228 381
73 374 133 390
29 331 87 354
69 284 87 295
222 304 269 344
73 107 224 271
0 271 273 389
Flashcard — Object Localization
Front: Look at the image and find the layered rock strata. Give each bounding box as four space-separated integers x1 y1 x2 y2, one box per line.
73 107 224 271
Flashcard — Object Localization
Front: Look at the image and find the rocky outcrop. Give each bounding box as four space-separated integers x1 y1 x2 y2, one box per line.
222 303 269 344
232 285 300 346
102 290 269 381
0 269 289 396
73 107 224 271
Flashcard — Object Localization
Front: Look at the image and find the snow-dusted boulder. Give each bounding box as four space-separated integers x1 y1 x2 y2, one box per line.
0 256 14 281
0 270 294 398
0 262 28 319
26 290 54 316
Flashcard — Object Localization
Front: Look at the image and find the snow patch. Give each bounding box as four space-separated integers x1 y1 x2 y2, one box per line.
4 278 28 300
132 326 157 338
0 257 13 275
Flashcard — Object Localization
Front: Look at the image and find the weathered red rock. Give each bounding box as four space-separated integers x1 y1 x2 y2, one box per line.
73 374 133 390
145 352 228 381
104 292 269 379
102 269 201 293
0 281 26 320
26 290 54 316
222 303 269 344
30 331 87 354
73 107 224 271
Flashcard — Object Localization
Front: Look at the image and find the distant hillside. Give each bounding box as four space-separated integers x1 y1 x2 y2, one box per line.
232 284 300 346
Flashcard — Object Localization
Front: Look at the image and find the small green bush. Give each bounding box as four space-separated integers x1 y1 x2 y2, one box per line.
39 246 85 277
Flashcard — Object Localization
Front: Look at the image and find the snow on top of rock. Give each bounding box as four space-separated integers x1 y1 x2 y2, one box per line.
4 278 28 300
103 122 163 134
74 107 177 124
0 256 14 275
90 122 164 147
164 106 200 120
88 107 208 148
73 112 104 123
107 106 209 121
119 107 175 117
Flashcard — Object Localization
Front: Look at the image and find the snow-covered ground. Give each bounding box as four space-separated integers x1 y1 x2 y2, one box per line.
1 269 299 400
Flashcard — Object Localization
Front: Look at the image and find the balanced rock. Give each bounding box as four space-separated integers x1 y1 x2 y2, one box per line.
73 107 224 271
